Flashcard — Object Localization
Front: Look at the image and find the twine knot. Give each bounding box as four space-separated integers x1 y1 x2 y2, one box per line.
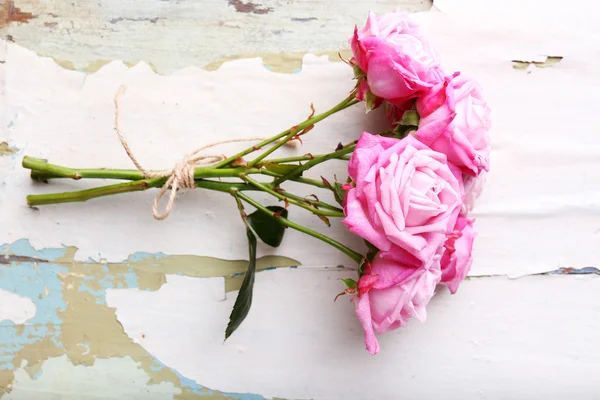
113 85 296 220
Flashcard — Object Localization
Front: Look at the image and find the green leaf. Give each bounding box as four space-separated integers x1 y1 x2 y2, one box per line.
358 243 379 278
353 65 366 79
340 278 357 289
263 162 302 177
225 227 258 340
332 182 346 205
399 109 420 127
247 206 288 247
365 90 378 113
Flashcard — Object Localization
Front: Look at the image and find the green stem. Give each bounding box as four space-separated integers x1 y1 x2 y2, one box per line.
23 157 275 182
26 178 164 206
247 129 298 168
241 175 344 218
24 153 335 207
235 191 362 263
24 157 147 181
276 191 342 212
272 143 356 187
213 97 359 169
25 178 265 207
267 153 351 164
292 176 328 189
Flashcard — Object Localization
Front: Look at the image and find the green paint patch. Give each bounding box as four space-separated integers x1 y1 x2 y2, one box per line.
118 252 299 292
512 56 563 70
204 50 353 74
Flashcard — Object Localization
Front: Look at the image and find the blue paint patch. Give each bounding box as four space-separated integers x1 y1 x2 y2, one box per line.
0 260 68 369
549 266 600 275
0 240 266 399
0 239 67 262
31 369 43 380
292 67 302 74
149 363 163 372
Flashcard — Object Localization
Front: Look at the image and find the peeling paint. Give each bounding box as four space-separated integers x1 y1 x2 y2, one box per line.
512 56 563 70
548 266 599 275
0 141 17 156
227 0 273 15
468 266 599 280
0 240 298 398
9 356 180 398
52 58 156 74
0 1 36 29
109 17 159 24
204 50 353 74
291 17 318 23
0 1 429 74
0 254 48 264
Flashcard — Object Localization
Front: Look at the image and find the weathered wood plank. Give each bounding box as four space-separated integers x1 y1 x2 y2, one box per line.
1 0 431 74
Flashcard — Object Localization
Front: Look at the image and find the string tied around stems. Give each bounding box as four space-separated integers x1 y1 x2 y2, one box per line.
113 85 299 220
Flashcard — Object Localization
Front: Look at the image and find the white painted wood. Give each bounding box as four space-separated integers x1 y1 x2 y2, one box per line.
107 270 600 399
1 3 599 399
0 290 36 325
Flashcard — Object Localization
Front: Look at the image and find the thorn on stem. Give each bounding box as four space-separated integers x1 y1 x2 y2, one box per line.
334 287 356 302
299 125 314 136
318 215 331 227
338 52 352 66
321 176 332 189
307 103 316 119
231 157 248 168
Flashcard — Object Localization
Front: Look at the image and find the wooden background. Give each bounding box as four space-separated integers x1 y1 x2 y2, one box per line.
1 0 599 399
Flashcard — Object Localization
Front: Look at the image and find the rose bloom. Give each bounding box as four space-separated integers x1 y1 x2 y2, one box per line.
343 133 464 264
440 215 476 294
416 73 492 176
354 251 441 354
350 11 444 104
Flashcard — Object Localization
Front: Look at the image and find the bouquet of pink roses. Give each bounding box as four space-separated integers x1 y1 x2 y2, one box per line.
22 11 490 354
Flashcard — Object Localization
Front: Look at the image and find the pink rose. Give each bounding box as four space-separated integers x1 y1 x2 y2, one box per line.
343 133 464 264
440 215 476 294
350 11 444 104
416 73 492 176
354 251 441 355
462 171 487 213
